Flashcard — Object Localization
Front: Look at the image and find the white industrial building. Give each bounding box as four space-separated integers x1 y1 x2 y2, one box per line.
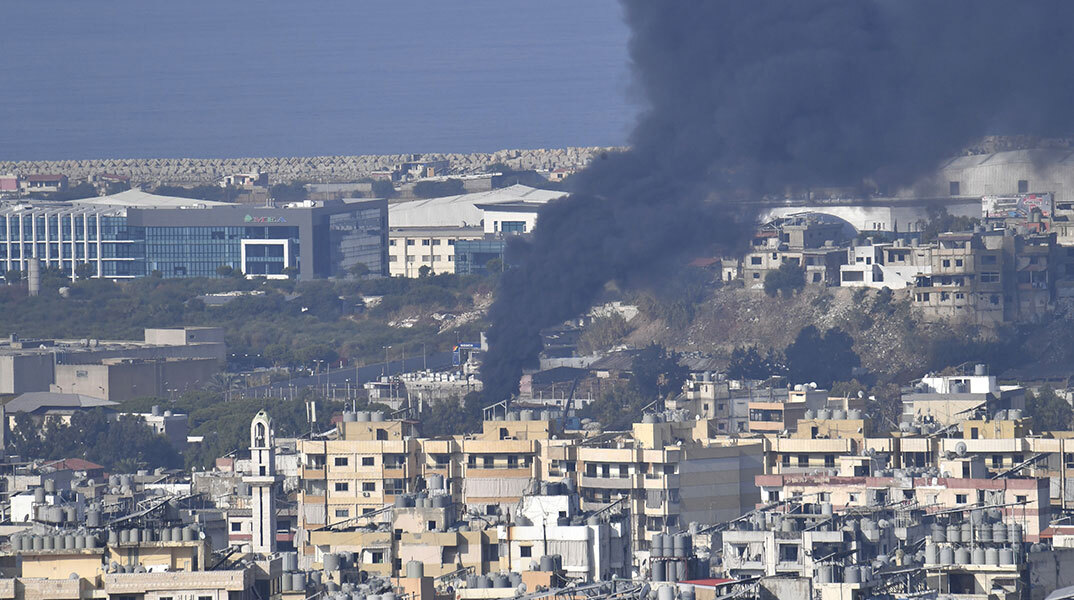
388 184 565 277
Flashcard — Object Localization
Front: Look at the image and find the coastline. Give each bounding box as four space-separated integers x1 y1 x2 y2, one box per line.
0 147 624 186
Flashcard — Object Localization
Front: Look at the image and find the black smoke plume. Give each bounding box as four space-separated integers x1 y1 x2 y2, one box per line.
482 1 1074 402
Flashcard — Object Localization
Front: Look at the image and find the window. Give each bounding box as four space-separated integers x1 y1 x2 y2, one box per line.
376 429 388 441
422 240 430 246
981 272 1000 283
362 456 374 466
955 259 963 267
956 494 968 504
334 482 349 492
824 455 835 468
798 455 808 467
750 256 762 265
335 509 349 518
334 457 348 467
982 254 998 265
370 551 384 564
431 239 440 246
1018 180 1029 194
230 522 241 532
362 482 375 492
768 490 780 502
501 221 526 233
779 544 799 563
484 456 494 468
428 520 437 531
942 259 950 268
1016 495 1027 504
389 240 396 246
406 240 415 246
949 181 960 196
520 545 532 557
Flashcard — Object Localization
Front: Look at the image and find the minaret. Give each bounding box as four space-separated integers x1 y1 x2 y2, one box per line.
246 410 277 554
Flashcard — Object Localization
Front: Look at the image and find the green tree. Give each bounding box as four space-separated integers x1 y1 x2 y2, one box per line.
74 262 96 280
45 182 98 201
7 409 181 470
269 181 307 203
763 261 806 298
580 383 648 431
216 265 236 278
349 262 371 279
370 179 396 199
5 269 22 284
784 326 860 388
419 395 482 437
413 179 465 199
917 207 980 243
631 343 689 401
728 346 784 380
578 313 632 354
1026 386 1073 432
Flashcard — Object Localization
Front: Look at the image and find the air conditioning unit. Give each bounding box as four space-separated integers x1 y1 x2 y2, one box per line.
363 492 371 497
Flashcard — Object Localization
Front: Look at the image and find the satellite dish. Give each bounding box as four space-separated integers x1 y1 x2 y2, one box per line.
955 442 967 457
516 583 527 596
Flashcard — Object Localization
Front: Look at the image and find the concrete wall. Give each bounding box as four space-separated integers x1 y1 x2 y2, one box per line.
0 354 55 394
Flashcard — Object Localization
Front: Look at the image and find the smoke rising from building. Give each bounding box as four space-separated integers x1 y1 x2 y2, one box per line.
482 1 1074 402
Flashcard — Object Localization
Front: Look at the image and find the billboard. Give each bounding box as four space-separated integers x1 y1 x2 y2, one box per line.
982 193 1053 219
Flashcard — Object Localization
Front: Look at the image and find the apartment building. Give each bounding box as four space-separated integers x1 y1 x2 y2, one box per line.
747 385 830 434
671 373 749 434
901 367 1025 427
840 239 932 289
296 412 422 556
575 416 763 552
387 226 483 277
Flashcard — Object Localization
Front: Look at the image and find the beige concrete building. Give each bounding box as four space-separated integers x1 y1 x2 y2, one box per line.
387 227 483 277
575 418 763 552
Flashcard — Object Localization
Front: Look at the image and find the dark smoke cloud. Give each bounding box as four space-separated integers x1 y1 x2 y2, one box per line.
482 1 1074 402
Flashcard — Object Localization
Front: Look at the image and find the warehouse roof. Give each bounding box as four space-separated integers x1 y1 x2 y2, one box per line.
5 392 118 414
74 188 230 209
388 184 565 228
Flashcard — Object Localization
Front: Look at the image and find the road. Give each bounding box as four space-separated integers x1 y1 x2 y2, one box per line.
236 351 456 399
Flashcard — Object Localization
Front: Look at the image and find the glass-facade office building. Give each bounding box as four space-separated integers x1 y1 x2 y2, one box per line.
0 198 387 280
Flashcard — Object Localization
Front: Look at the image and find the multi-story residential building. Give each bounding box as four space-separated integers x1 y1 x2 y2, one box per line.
672 373 749 435
840 239 933 289
575 417 763 552
910 230 1059 324
296 412 422 556
911 231 1006 323
388 226 483 277
747 385 830 434
901 366 1025 427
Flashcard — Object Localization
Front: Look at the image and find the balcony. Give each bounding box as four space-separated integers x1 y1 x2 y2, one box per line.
579 474 636 490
